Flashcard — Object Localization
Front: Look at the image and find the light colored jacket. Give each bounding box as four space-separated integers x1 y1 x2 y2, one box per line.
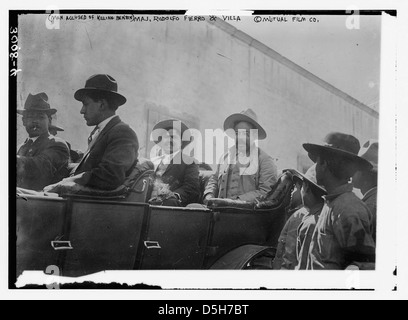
204 147 278 202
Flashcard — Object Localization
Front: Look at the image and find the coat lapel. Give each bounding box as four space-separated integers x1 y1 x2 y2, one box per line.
18 134 49 157
74 116 121 173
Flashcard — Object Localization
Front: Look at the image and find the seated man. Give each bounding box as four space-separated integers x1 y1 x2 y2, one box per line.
44 74 139 194
17 93 70 191
203 109 278 204
352 140 378 242
149 119 200 207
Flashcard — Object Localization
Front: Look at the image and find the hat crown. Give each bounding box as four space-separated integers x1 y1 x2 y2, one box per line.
323 132 361 155
239 108 259 123
84 74 118 93
304 164 319 185
24 92 50 112
359 140 378 169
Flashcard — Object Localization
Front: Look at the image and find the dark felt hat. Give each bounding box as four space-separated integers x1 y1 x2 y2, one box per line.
17 93 57 115
152 119 192 145
74 74 127 107
303 132 373 170
224 108 267 140
285 165 327 195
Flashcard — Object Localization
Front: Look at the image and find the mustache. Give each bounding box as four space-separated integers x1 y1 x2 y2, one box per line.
28 124 40 131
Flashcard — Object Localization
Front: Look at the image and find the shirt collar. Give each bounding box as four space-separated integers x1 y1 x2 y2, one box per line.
165 150 181 161
324 183 354 202
363 187 377 200
308 202 324 215
96 115 117 133
29 132 49 143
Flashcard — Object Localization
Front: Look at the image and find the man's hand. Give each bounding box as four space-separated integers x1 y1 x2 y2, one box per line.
43 178 83 195
203 194 213 206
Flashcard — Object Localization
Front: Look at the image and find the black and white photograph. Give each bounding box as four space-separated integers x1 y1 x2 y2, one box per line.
5 0 408 301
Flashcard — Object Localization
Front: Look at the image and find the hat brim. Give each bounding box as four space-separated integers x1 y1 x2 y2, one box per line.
17 109 57 116
49 125 65 132
224 113 267 140
303 143 373 170
284 168 327 195
74 88 127 107
152 119 192 146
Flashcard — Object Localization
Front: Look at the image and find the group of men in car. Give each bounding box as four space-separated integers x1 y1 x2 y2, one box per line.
16 74 378 270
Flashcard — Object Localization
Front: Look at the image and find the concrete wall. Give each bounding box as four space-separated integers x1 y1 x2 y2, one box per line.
16 14 379 172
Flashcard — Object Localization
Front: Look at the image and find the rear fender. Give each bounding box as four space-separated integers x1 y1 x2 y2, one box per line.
210 245 275 270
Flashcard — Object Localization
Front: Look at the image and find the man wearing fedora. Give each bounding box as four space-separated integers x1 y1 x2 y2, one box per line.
149 119 200 207
203 109 278 204
273 165 327 270
303 132 376 270
353 140 378 242
17 93 70 191
44 74 139 194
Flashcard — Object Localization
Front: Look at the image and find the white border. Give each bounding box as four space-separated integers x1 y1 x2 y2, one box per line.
3 0 408 300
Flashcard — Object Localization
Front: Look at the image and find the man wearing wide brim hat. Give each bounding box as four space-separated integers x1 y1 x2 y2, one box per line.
44 74 139 194
353 140 378 242
148 119 200 207
204 108 278 204
273 165 327 270
17 93 70 191
302 132 376 270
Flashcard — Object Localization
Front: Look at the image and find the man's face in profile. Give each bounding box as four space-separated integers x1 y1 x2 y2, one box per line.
22 111 50 138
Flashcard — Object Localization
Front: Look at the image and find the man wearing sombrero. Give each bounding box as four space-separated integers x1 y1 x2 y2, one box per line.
204 109 278 203
17 93 70 191
45 74 139 193
149 119 200 207
353 140 378 242
303 132 376 270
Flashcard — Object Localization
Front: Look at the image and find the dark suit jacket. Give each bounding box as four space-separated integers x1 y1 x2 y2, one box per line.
17 133 70 191
72 116 139 190
151 152 200 206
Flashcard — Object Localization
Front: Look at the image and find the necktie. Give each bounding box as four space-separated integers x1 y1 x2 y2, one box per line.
25 138 34 148
88 126 99 145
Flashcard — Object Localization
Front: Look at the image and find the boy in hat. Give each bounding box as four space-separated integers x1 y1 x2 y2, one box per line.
203 109 278 204
44 74 139 194
294 165 327 270
353 140 378 242
149 119 200 207
303 132 376 270
17 93 70 191
273 165 327 270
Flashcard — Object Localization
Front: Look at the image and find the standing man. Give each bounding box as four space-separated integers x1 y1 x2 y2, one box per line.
45 74 139 194
17 93 70 191
353 140 378 242
204 109 278 204
303 132 376 270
